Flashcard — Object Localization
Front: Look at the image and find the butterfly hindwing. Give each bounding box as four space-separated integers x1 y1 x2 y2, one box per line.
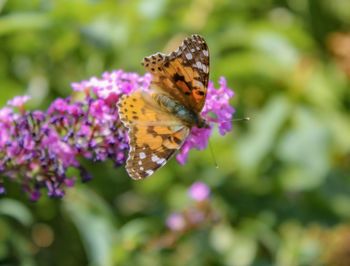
118 91 190 179
126 125 189 179
142 34 209 113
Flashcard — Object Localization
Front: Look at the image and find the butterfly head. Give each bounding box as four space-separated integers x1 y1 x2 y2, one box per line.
196 116 210 129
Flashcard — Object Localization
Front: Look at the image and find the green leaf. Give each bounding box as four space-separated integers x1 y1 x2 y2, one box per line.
63 188 117 266
0 199 33 226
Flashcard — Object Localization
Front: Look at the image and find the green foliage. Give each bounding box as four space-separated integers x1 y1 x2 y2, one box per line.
1 0 350 265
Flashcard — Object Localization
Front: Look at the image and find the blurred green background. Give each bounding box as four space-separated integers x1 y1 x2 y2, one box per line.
1 0 350 265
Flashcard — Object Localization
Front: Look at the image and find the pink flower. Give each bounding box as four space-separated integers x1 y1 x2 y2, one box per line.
204 77 235 135
166 213 186 231
188 182 211 201
7 96 31 107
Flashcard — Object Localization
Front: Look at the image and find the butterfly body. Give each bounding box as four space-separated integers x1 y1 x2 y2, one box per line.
153 93 208 128
118 34 210 180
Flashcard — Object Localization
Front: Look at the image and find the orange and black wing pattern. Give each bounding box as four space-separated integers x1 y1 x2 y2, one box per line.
141 34 210 113
118 91 190 179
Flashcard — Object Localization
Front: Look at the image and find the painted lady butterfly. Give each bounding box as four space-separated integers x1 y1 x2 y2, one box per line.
118 34 210 179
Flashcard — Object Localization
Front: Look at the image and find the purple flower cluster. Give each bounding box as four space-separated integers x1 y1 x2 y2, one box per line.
0 70 234 200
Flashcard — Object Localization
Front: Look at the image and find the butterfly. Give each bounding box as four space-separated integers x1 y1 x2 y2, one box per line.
118 34 210 180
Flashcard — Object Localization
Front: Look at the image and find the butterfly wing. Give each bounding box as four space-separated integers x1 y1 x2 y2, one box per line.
141 34 209 113
118 91 190 180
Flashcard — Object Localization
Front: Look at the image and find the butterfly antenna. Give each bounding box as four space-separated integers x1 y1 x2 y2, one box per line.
208 139 219 169
219 117 250 124
207 117 249 169
232 117 250 122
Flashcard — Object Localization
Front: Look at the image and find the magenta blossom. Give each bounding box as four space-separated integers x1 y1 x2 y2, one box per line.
188 182 211 201
7 95 31 108
166 213 186 231
0 70 234 200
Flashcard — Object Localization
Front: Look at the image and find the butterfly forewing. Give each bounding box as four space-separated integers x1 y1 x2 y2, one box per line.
142 34 209 113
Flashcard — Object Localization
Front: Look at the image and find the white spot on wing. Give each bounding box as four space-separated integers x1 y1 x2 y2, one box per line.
151 154 158 162
202 64 208 73
146 170 154 176
151 154 166 165
185 53 193 60
203 50 209 57
139 152 146 159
